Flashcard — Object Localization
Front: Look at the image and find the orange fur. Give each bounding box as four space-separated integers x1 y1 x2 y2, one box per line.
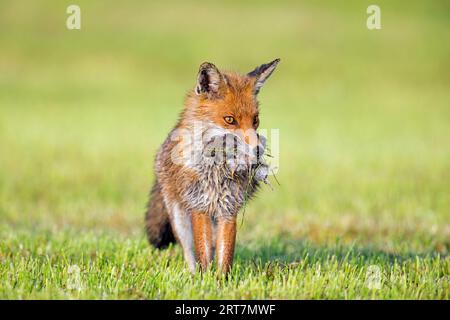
216 216 237 274
192 211 213 271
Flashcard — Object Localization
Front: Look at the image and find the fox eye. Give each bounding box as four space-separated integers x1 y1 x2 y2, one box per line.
253 115 259 127
224 116 236 125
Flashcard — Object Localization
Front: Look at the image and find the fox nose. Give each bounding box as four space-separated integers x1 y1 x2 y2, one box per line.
242 130 259 149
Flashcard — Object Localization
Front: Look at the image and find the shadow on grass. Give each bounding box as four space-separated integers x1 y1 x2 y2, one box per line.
235 235 445 269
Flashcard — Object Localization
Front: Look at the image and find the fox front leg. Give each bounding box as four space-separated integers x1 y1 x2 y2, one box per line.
215 215 237 274
191 211 214 271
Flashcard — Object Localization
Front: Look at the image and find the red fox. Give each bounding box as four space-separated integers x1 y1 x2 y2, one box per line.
145 59 280 274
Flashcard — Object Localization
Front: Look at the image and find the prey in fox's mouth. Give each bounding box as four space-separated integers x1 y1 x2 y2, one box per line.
202 130 270 182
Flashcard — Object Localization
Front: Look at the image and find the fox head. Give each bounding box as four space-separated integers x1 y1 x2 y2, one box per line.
182 59 280 151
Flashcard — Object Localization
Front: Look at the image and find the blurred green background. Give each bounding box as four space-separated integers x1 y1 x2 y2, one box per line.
0 0 448 298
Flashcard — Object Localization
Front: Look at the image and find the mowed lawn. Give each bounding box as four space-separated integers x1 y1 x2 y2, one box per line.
0 0 449 299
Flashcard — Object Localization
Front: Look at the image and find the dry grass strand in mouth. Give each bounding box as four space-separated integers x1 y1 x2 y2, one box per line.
237 137 280 226
239 161 277 227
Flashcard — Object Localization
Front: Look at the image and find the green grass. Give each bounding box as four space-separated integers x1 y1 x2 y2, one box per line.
0 0 449 299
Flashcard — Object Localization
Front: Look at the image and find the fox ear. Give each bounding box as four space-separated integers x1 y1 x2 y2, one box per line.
247 58 280 94
195 62 225 97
